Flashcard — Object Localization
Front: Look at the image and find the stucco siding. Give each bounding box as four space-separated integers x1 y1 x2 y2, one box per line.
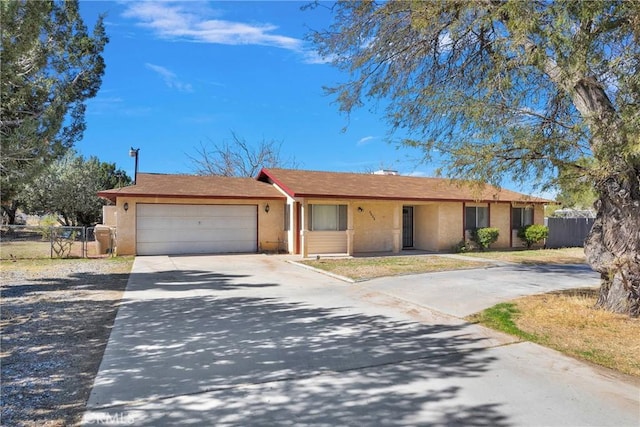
414 204 439 251
353 202 397 252
259 201 286 252
490 203 511 248
437 202 464 251
102 206 117 227
534 205 544 225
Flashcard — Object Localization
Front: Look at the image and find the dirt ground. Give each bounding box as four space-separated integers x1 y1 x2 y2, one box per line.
1 258 133 426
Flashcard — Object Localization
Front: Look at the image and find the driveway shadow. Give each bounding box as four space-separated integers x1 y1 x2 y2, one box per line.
128 269 277 291
506 263 595 276
86 267 507 426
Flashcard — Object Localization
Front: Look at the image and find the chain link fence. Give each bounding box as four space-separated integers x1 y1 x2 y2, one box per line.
0 225 116 260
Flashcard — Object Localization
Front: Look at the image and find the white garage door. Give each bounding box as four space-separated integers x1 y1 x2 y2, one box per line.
136 204 257 255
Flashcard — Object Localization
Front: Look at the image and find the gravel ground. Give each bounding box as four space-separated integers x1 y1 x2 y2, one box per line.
1 258 133 426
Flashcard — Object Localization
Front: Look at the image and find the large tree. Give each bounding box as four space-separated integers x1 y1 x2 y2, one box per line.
189 131 298 177
556 158 598 210
311 1 640 316
21 151 131 226
0 0 108 221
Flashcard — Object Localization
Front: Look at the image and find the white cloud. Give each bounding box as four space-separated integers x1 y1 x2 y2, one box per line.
302 50 334 65
145 63 193 92
357 136 376 146
123 2 302 51
403 171 429 177
86 96 123 115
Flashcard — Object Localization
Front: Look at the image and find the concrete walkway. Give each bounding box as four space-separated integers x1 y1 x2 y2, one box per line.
82 255 639 426
361 262 600 317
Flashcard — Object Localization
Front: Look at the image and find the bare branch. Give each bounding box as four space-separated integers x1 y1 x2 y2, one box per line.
188 132 298 177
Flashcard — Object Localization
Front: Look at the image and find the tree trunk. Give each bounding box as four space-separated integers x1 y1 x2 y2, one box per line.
1 200 19 225
567 74 640 317
584 172 640 317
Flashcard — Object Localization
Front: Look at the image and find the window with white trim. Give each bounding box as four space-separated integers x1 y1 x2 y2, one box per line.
309 204 347 231
465 206 489 230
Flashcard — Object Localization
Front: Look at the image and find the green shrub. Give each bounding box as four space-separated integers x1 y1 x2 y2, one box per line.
38 215 58 240
453 239 473 253
471 227 500 251
517 224 549 248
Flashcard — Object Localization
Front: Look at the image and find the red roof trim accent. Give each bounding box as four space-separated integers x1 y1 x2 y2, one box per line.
97 192 284 200
256 168 554 204
257 168 298 198
289 194 548 204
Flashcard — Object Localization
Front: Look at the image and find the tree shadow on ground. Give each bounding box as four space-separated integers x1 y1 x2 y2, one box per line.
127 269 277 292
507 263 596 276
1 268 130 426
83 267 508 426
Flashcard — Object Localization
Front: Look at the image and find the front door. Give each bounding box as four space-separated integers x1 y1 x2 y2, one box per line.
402 206 414 248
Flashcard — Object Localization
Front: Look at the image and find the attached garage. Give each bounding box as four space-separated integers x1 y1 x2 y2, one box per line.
136 204 258 255
98 173 286 256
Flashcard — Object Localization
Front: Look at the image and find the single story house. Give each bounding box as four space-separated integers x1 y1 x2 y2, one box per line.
98 168 551 257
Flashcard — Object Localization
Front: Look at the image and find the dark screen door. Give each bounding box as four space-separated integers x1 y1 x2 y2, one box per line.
402 206 414 248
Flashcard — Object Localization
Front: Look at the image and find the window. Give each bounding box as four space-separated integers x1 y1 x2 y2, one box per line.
465 206 488 230
309 204 347 231
512 207 533 229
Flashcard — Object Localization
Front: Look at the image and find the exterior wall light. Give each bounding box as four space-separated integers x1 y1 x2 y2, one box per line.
123 202 129 211
265 203 270 213
357 206 364 212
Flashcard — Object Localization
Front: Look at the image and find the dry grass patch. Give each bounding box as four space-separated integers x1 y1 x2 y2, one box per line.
464 247 586 264
0 256 132 274
301 255 489 281
0 241 54 259
469 287 640 376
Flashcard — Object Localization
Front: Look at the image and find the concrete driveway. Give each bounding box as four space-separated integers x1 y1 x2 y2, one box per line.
83 255 639 426
361 261 601 318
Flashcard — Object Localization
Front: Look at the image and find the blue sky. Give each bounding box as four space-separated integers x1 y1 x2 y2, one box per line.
77 1 545 195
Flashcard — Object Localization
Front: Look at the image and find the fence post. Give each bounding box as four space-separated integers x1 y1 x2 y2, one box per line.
49 226 53 259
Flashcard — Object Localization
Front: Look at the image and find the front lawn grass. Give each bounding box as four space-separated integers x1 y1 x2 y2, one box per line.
467 288 640 377
463 247 586 264
301 247 585 281
301 255 489 281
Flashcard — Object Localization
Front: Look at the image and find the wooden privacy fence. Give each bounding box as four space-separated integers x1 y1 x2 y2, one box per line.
545 217 595 248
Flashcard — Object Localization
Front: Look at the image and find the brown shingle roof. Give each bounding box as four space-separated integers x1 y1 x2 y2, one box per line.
258 168 553 203
98 173 285 202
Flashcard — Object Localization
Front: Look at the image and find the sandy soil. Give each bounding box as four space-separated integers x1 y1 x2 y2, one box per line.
1 258 132 426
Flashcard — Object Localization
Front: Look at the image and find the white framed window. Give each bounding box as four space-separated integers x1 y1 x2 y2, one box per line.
512 207 533 229
465 206 488 230
309 204 347 231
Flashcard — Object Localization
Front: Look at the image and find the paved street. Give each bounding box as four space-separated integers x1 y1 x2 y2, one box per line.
82 255 639 426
